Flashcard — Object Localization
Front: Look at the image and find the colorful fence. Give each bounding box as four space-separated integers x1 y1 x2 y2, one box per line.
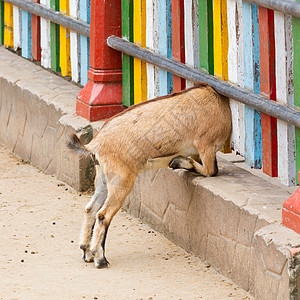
120 0 299 186
0 0 90 85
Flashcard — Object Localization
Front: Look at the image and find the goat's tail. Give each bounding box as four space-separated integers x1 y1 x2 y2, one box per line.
67 133 91 158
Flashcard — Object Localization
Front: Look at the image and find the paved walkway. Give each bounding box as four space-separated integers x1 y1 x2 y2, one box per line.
0 147 253 300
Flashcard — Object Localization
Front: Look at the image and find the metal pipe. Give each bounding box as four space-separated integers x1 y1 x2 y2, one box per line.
245 0 300 18
4 0 90 36
107 36 300 128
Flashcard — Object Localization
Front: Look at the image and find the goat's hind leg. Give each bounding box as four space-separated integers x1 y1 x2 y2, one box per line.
90 171 135 268
80 166 107 262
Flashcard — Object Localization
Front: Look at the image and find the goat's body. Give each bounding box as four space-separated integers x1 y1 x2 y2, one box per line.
68 84 232 268
86 84 231 174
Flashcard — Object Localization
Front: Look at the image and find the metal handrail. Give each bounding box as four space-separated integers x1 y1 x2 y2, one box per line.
245 0 300 18
108 36 300 128
4 0 90 37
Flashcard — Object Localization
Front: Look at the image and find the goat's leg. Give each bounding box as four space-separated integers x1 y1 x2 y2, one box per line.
90 172 135 268
80 166 107 262
169 147 218 177
139 154 179 172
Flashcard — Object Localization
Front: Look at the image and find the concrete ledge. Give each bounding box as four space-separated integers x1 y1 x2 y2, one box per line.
1 46 299 299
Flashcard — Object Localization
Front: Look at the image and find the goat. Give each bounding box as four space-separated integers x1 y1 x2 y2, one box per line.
67 83 232 268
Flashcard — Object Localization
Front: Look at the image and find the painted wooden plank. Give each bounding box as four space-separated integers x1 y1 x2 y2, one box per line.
133 0 147 104
159 0 168 96
153 0 160 98
259 7 278 177
243 2 262 168
227 0 239 151
236 0 245 157
59 0 71 77
167 0 173 94
31 0 42 62
171 0 184 92
141 0 147 101
275 12 296 186
70 0 80 83
50 0 60 72
292 6 300 184
199 0 214 75
213 0 228 81
13 6 21 51
146 0 155 99
4 2 13 48
80 0 90 86
213 0 230 153
184 0 194 88
252 4 262 167
0 1 4 45
21 10 32 59
40 0 51 69
122 0 134 106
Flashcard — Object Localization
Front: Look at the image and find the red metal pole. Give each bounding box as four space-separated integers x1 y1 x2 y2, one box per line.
76 0 125 121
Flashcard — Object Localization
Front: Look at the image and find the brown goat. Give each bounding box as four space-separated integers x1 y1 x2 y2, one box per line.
67 84 232 268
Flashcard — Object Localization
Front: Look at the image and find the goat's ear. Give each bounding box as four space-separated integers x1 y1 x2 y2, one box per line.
67 134 91 157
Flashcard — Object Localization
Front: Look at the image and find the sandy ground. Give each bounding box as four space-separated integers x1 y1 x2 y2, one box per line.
0 147 253 300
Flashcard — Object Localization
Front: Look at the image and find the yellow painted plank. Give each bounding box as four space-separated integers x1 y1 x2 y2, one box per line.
213 0 222 79
213 0 228 80
213 0 231 153
133 0 142 104
59 0 71 77
133 0 147 104
4 2 13 48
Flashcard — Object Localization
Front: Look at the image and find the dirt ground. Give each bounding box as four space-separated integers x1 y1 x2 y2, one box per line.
0 147 253 300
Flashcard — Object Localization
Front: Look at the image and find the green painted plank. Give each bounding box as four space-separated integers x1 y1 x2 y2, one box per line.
198 0 214 75
50 0 60 72
0 1 4 45
121 0 134 107
293 6 300 183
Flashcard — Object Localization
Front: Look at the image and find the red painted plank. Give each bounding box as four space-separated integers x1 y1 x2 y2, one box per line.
172 0 185 92
31 0 41 61
259 7 278 177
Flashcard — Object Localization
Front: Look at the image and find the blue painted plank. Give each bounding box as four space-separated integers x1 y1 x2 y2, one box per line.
80 0 90 86
167 0 173 94
21 10 32 59
159 0 168 96
243 2 262 168
252 4 262 168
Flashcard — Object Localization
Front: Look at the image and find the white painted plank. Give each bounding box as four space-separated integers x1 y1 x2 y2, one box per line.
184 0 194 88
227 0 244 155
146 0 155 100
13 6 22 51
70 0 80 83
40 0 51 69
153 0 160 98
274 12 296 186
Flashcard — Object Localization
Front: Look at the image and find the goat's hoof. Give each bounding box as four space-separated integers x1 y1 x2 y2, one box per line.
80 244 87 252
95 257 110 269
83 250 94 263
169 157 181 169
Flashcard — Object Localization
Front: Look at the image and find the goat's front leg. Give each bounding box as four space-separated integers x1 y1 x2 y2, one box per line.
90 173 135 268
169 148 218 177
80 166 107 262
